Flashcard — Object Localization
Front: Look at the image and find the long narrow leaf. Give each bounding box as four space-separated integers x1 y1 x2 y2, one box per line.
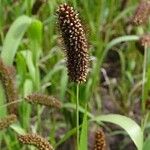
1 16 32 65
79 108 88 150
92 114 143 150
28 19 43 64
1 16 33 65
100 35 140 64
10 123 26 135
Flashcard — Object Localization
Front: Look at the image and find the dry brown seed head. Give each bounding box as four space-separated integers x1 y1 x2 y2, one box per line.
57 3 89 83
94 129 107 150
0 114 17 130
131 0 150 26
25 93 62 109
18 133 54 150
0 59 18 114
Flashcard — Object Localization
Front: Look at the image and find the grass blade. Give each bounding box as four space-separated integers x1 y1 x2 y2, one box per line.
79 108 88 150
1 15 32 65
92 114 143 150
100 35 140 64
10 123 26 135
28 19 43 64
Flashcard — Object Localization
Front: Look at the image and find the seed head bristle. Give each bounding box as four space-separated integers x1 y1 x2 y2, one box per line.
57 3 89 83
0 59 18 114
131 0 150 26
94 129 107 150
0 114 17 130
25 93 62 109
18 133 54 150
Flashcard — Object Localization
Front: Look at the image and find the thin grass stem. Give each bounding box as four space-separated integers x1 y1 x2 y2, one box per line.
0 99 23 109
142 45 148 112
142 111 150 131
76 83 79 150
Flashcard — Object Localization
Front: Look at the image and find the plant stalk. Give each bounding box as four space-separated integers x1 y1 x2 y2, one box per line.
76 83 79 150
142 45 148 113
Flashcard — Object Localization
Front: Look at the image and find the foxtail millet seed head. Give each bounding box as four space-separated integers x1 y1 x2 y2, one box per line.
0 114 17 130
18 133 54 150
94 129 107 150
131 0 150 26
0 59 18 114
56 3 89 83
25 93 62 109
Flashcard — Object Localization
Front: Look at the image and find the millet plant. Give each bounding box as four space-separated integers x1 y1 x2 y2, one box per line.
0 0 150 150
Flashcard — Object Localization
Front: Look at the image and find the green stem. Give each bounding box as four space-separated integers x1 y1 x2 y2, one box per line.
142 45 148 113
142 111 150 132
76 83 79 150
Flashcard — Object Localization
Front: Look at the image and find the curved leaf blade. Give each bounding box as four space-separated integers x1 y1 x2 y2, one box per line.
1 15 32 65
92 114 143 150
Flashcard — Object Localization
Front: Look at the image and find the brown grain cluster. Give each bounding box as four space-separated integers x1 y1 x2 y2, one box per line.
25 93 62 109
0 114 17 130
18 133 54 150
94 129 107 150
131 0 150 25
57 3 89 83
0 59 18 114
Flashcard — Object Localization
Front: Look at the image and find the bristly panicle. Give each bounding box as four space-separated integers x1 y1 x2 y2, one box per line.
25 93 62 109
131 0 150 26
56 3 89 83
18 133 54 150
0 59 18 114
94 129 107 150
0 114 17 130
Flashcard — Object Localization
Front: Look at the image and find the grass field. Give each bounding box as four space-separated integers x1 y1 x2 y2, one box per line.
0 0 150 150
